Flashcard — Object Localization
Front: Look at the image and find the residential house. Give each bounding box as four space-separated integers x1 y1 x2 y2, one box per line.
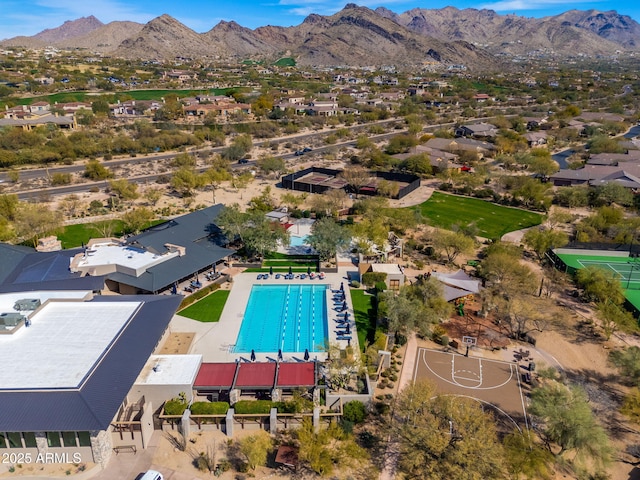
550 163 640 189
163 70 197 83
523 131 548 147
455 123 498 139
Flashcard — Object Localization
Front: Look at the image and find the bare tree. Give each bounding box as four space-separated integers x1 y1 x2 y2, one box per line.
340 166 372 198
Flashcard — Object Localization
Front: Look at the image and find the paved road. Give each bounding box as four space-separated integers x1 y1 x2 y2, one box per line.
8 118 462 200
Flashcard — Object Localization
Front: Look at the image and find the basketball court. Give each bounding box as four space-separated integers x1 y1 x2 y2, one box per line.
412 345 529 432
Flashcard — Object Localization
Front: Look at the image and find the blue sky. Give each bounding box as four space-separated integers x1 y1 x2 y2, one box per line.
1 0 639 40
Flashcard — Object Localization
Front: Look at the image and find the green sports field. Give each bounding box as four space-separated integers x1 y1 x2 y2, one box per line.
554 250 640 312
414 192 544 240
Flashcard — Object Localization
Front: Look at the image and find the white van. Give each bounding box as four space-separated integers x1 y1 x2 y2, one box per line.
140 470 163 480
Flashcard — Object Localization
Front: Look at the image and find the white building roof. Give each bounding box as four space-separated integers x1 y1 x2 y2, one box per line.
135 354 202 386
0 300 141 389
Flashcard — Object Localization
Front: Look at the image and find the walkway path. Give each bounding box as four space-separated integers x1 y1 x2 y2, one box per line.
379 333 418 480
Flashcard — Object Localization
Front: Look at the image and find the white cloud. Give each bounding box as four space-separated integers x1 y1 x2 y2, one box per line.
479 0 600 12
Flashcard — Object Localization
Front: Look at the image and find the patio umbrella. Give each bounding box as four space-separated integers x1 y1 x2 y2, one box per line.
342 301 347 311
340 282 344 291
270 265 274 276
307 266 311 275
344 324 350 334
289 265 293 275
344 312 349 321
304 349 310 361
278 349 283 361
251 349 256 362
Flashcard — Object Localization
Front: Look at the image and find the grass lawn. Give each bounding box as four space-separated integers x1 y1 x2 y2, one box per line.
56 220 126 249
56 219 164 249
350 289 377 351
413 191 544 240
179 290 230 323
13 88 236 106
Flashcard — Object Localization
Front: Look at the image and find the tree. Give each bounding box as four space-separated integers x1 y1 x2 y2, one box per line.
108 179 139 203
0 193 19 221
380 278 452 339
431 229 475 263
237 431 272 470
596 300 636 340
243 211 289 257
390 381 507 479
121 207 154 234
576 266 624 305
203 167 231 204
172 152 197 168
216 204 247 244
306 217 350 261
503 431 554 480
522 227 568 261
529 381 612 468
59 194 84 218
84 160 113 180
171 166 202 197
340 166 372 198
14 202 62 247
610 346 640 385
257 156 285 177
143 187 163 206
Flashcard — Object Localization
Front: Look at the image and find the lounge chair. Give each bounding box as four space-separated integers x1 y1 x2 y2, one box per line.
336 335 352 341
275 274 281 279
300 274 306 279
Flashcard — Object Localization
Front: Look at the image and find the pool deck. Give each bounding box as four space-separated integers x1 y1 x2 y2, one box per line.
168 269 356 363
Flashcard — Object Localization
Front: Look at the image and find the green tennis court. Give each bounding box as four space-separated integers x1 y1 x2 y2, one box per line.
552 249 640 311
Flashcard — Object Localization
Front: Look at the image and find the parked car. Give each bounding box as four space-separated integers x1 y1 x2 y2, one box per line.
294 150 304 156
140 470 163 480
302 147 312 153
238 158 249 164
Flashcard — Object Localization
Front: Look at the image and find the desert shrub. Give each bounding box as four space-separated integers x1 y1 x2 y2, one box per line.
440 335 450 347
164 398 188 415
362 272 387 287
351 280 361 288
343 401 367 423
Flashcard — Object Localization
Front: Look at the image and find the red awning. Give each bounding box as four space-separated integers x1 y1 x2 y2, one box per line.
235 362 277 388
277 362 315 387
194 363 237 388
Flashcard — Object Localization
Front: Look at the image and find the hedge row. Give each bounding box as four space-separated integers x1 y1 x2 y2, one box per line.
178 282 221 309
190 401 230 415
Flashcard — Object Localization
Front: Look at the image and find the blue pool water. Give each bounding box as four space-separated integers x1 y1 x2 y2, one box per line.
290 235 309 247
235 284 328 353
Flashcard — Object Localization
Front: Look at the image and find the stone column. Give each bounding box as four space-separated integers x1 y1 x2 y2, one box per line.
90 430 113 468
313 407 320 434
180 409 191 440
271 388 281 402
270 408 278 434
34 432 48 457
225 408 234 438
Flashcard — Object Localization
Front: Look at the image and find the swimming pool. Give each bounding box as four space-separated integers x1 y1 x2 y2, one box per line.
290 235 309 247
234 284 328 353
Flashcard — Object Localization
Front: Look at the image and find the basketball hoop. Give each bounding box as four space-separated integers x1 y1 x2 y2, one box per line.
462 336 477 357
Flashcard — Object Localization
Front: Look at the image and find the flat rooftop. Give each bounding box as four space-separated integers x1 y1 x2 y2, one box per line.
0 300 141 389
73 244 173 273
0 290 90 314
135 354 202 386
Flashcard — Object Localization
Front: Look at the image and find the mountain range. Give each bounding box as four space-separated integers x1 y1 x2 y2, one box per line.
2 4 640 68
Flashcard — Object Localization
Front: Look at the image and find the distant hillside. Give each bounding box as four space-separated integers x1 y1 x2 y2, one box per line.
375 6 632 55
2 4 640 67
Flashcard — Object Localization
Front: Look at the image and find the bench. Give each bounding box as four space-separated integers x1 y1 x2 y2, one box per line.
113 445 137 455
